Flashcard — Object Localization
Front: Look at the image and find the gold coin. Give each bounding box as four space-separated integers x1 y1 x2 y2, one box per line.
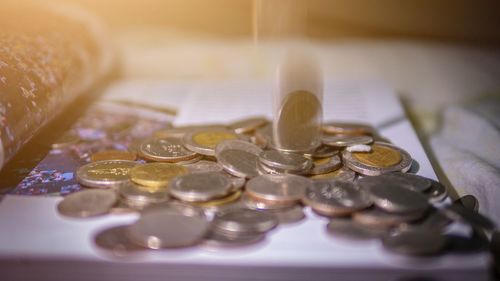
352 144 402 168
91 150 137 162
313 157 331 165
192 191 242 208
76 160 137 189
275 90 322 152
310 167 356 181
129 163 188 188
193 131 238 149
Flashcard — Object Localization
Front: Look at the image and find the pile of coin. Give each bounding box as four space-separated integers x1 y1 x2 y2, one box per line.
57 117 494 256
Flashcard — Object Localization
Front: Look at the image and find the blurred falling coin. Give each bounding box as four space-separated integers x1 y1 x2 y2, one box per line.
90 150 137 162
57 189 117 218
51 132 80 149
76 160 137 189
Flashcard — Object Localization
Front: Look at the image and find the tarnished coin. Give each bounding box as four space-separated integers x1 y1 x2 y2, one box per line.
183 129 239 156
127 204 209 249
342 142 412 176
322 122 374 135
76 160 137 189
90 150 137 162
424 179 448 203
215 140 262 178
213 208 278 233
308 155 342 175
184 160 223 173
118 182 169 208
358 172 431 193
57 189 117 218
382 229 447 256
94 225 144 255
130 163 187 188
303 180 372 217
326 218 387 240
353 207 425 227
138 137 198 162
310 167 356 182
246 174 313 204
365 183 429 214
228 116 268 134
169 172 233 202
323 135 373 147
259 150 312 172
274 90 322 152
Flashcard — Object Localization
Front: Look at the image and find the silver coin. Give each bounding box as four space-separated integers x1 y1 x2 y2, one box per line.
94 225 144 255
241 193 297 210
212 208 278 233
253 123 273 148
382 229 447 256
201 229 266 249
183 128 240 156
118 182 169 206
303 180 372 216
246 174 313 203
308 155 342 175
215 140 262 178
365 183 429 214
259 150 312 172
322 122 374 135
326 218 387 240
138 137 198 162
126 204 209 249
57 189 117 218
228 116 268 134
76 160 137 189
358 172 432 193
310 166 357 182
169 172 233 202
423 179 448 203
261 205 305 224
184 160 223 173
353 207 425 227
323 135 373 147
342 142 412 176
256 161 310 175
303 145 340 159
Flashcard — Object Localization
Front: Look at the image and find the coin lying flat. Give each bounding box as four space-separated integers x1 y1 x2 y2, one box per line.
202 229 266 249
228 116 268 134
424 179 448 203
382 229 447 256
358 172 432 193
259 150 312 172
183 129 239 156
322 122 374 135
342 142 412 176
246 174 313 204
169 172 233 202
353 207 425 227
184 160 224 173
365 183 429 214
90 150 137 162
58 189 117 218
213 208 278 234
94 225 144 255
138 137 198 162
303 180 372 217
215 140 263 178
326 218 387 240
303 145 339 159
126 204 209 249
76 160 137 189
308 155 342 175
323 135 373 147
118 182 169 208
129 163 187 188
310 167 356 182
453 195 479 213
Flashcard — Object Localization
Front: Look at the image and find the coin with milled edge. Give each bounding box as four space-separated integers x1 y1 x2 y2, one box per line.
342 142 412 176
323 135 373 147
326 218 387 240
353 207 425 227
246 174 313 203
366 183 429 214
94 225 144 255
358 172 432 193
169 172 232 202
308 155 342 175
77 160 137 189
127 205 209 249
183 129 239 156
91 150 137 162
130 163 187 188
259 150 312 172
382 229 446 256
228 116 268 134
58 189 117 218
138 137 198 162
310 167 356 181
213 208 278 233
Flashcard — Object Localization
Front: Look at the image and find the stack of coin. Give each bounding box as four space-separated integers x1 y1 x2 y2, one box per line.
58 116 496 257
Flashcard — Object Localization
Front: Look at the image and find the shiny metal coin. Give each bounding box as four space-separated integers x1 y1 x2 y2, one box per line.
397 207 452 231
253 123 273 148
215 140 262 178
322 122 374 135
303 180 372 217
118 182 169 206
192 190 242 211
127 204 209 249
90 150 137 162
246 174 313 203
353 207 425 227
138 137 198 162
326 218 387 240
242 193 297 210
358 172 432 193
169 172 233 202
303 145 339 159
94 225 144 255
342 142 412 176
76 160 137 189
212 208 278 233
129 163 188 188
184 160 223 173
57 189 117 218
366 183 429 214
423 179 448 203
382 229 447 256
228 116 268 134
308 155 342 175
259 150 312 172
261 205 306 224
183 129 239 156
323 135 373 147
310 167 356 182
201 229 266 249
